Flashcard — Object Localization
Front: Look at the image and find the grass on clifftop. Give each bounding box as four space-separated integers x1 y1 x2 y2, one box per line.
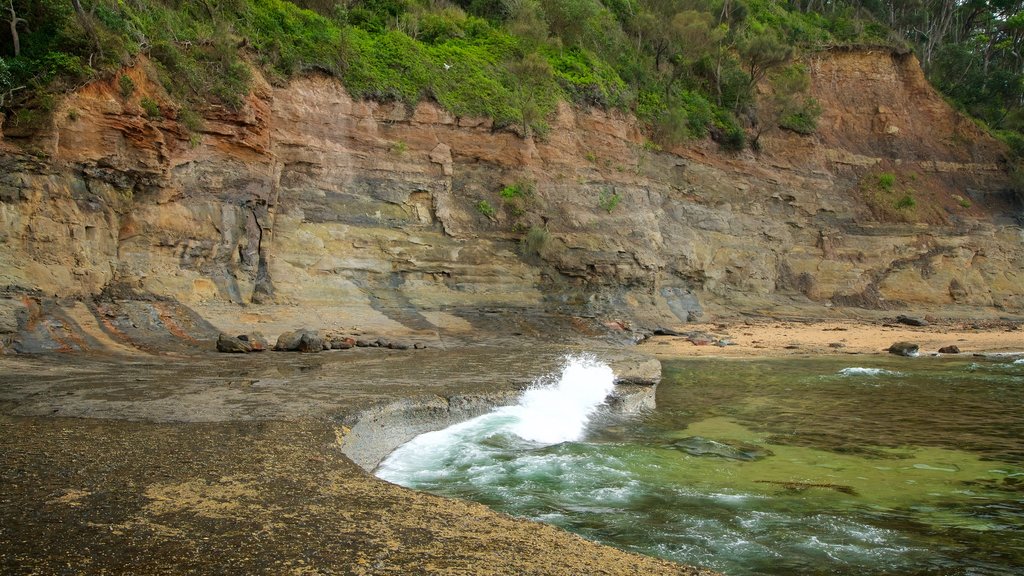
0 0 1020 156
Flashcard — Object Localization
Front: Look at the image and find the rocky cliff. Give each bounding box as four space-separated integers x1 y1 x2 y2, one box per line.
1 47 1021 352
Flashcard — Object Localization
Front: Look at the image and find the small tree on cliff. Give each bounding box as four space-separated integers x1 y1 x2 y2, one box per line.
739 28 792 92
508 51 553 138
749 63 821 150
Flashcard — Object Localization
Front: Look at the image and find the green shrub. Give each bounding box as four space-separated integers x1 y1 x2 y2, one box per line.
178 107 203 132
598 188 621 213
418 7 470 44
119 75 135 98
140 97 161 118
713 110 747 150
637 90 719 147
779 98 822 134
546 47 628 109
500 182 532 199
877 172 896 191
521 225 549 256
894 193 916 210
476 199 496 218
0 58 11 92
994 129 1024 159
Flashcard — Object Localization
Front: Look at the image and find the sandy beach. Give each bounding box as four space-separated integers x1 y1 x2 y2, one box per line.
639 318 1024 358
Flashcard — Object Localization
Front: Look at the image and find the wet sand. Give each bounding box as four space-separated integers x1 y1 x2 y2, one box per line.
639 319 1024 358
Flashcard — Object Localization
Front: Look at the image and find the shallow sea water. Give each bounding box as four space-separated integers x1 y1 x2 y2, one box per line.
378 355 1024 576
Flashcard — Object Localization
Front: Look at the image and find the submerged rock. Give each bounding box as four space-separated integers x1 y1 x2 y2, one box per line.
671 436 773 461
888 341 920 357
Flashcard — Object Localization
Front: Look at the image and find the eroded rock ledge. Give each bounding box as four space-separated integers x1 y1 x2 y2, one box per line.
0 340 697 575
339 351 661 471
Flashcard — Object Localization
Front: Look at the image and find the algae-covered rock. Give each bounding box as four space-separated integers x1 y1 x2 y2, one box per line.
888 341 920 357
672 436 773 461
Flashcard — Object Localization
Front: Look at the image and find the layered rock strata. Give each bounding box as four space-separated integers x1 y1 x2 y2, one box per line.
0 48 1021 351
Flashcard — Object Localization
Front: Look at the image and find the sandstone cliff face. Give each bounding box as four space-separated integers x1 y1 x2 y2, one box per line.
0 48 1021 351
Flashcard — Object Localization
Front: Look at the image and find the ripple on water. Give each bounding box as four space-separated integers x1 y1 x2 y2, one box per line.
837 367 904 377
379 356 1024 576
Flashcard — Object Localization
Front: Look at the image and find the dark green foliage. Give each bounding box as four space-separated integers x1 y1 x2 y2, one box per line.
878 172 896 191
714 115 747 151
779 98 821 134
547 47 628 109
995 130 1024 159
476 199 496 218
140 96 161 118
118 74 134 98
894 194 915 210
598 188 620 212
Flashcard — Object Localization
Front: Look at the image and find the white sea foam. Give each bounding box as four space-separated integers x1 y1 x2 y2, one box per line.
377 354 616 483
838 367 902 377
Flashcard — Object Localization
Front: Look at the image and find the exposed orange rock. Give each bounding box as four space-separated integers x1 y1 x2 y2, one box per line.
0 49 1021 352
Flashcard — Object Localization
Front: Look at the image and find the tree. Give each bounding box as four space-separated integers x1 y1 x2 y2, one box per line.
663 10 725 94
505 0 550 50
739 30 792 91
69 0 101 58
5 0 27 57
508 51 553 138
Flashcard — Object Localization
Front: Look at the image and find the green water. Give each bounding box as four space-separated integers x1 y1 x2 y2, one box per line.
383 356 1024 575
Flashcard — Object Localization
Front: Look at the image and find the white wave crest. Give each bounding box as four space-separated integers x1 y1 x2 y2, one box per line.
838 367 902 377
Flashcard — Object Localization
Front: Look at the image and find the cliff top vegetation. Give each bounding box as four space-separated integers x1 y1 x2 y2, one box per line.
0 0 1021 160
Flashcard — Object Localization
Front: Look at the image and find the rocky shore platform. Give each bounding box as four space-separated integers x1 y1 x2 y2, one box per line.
4 307 1020 575
0 329 715 576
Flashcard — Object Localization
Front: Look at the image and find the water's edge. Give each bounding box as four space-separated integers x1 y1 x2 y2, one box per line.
339 355 660 471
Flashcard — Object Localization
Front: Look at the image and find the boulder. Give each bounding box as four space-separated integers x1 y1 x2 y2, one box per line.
296 332 324 353
238 333 268 352
687 332 715 346
896 315 929 327
938 345 961 354
274 329 309 351
331 337 355 350
217 333 252 353
888 341 920 357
